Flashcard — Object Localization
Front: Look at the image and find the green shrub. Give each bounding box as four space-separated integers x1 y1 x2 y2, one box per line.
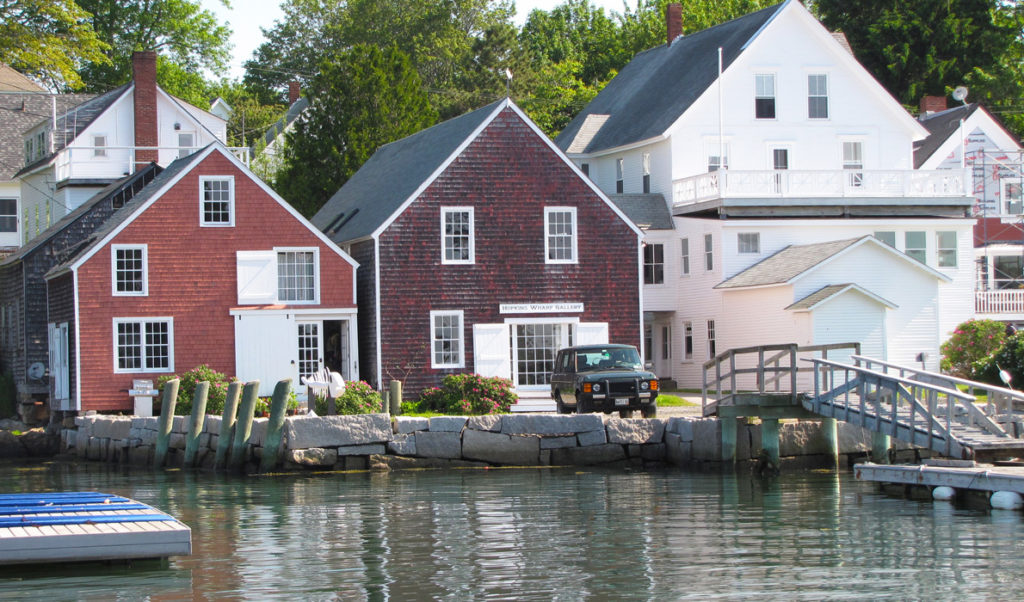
973 331 1024 388
314 380 383 415
940 319 1008 379
0 371 15 418
418 374 516 415
157 365 236 416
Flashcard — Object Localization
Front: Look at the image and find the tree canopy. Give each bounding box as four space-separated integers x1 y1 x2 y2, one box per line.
275 45 438 217
0 0 110 90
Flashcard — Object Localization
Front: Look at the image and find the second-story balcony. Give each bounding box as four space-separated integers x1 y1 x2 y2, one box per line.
49 145 251 184
672 169 971 217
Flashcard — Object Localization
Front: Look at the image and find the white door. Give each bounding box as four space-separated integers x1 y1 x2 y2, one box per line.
297 321 323 382
48 322 70 410
235 313 296 396
511 322 574 391
473 323 511 380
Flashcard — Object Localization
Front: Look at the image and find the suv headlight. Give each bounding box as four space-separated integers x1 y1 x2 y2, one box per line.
640 381 649 391
592 383 601 392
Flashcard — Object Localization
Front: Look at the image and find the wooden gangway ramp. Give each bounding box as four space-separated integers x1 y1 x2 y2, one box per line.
0 492 191 565
702 344 1024 463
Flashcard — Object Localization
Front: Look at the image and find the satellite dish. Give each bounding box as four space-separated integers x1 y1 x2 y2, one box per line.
952 86 969 103
27 362 45 380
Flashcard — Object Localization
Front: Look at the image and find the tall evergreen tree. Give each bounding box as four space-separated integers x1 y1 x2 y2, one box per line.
275 45 438 217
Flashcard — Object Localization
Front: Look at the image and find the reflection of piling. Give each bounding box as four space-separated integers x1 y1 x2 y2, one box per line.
214 382 242 470
260 379 291 473
154 379 179 468
229 381 259 471
183 381 209 468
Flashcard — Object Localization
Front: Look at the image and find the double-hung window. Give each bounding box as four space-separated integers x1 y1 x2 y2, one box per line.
545 207 577 264
905 231 926 263
615 158 624 193
937 231 957 267
178 132 195 159
808 74 828 119
680 238 690 276
430 310 464 368
93 134 107 158
112 244 147 296
441 207 474 264
644 243 664 284
704 233 714 271
114 318 172 373
0 199 16 233
755 74 776 119
277 249 317 302
1003 178 1022 214
200 176 234 226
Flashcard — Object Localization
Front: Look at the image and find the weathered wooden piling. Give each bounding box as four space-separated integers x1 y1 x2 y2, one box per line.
153 379 179 468
721 416 737 463
822 417 839 468
389 380 402 414
872 432 891 464
761 418 780 468
183 381 209 468
229 381 259 471
214 381 242 470
260 379 291 473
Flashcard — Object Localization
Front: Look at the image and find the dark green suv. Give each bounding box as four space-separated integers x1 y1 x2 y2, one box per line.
550 344 658 418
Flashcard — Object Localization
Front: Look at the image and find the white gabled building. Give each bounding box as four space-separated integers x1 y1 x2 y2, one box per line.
555 0 975 386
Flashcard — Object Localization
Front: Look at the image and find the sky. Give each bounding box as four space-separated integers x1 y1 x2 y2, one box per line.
199 0 637 80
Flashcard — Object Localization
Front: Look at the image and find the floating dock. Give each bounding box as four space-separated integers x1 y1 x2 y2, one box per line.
0 492 191 565
855 461 1024 509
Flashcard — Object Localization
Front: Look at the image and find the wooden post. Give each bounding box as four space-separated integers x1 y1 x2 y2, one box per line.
183 381 209 468
229 381 259 471
260 379 291 473
761 418 780 468
871 432 891 464
153 379 179 469
389 380 402 414
214 381 242 470
721 416 737 464
822 417 839 469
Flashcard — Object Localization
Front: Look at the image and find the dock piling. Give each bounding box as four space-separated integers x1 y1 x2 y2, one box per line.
260 379 291 473
183 381 209 468
214 381 242 470
229 381 260 471
154 379 179 468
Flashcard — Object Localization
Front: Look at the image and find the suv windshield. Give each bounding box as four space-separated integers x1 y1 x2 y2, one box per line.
575 348 643 371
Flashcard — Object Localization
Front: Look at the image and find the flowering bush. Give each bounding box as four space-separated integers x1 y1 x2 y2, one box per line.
418 374 517 415
973 331 1024 387
157 365 235 416
314 380 383 415
940 319 1008 379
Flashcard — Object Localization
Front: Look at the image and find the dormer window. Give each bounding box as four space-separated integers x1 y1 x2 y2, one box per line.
200 176 234 227
755 74 776 119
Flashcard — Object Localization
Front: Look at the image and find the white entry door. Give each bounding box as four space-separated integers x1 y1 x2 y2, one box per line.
511 322 574 391
234 312 296 396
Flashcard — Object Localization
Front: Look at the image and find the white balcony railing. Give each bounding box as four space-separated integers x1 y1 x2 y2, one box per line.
51 145 251 182
673 169 968 207
976 290 1024 315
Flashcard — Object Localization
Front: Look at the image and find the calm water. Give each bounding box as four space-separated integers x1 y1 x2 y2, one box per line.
1 460 1023 600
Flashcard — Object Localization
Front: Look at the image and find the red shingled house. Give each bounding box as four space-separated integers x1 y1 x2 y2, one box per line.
45 144 358 411
312 98 643 404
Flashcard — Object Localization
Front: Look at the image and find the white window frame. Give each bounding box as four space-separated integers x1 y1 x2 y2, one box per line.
544 207 578 264
707 142 731 172
92 134 108 158
430 310 465 369
644 242 664 285
0 197 17 234
615 158 624 193
177 131 196 159
199 175 235 227
905 231 926 263
737 232 760 254
1003 178 1023 215
807 74 829 119
843 141 864 187
113 317 174 374
275 247 320 304
680 237 690 276
441 206 474 265
755 73 776 119
937 231 957 268
704 233 714 272
874 231 896 248
111 244 148 296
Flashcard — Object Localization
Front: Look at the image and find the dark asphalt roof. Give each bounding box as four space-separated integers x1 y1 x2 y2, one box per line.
607 194 672 230
0 92 96 180
253 96 308 154
16 84 131 176
312 99 504 243
555 2 783 155
913 104 978 168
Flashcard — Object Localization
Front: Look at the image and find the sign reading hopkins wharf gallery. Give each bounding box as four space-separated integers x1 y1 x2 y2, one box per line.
499 303 585 314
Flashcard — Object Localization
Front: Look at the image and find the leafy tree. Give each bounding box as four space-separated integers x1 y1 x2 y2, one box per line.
0 0 110 90
940 319 1008 378
276 45 437 217
75 0 233 92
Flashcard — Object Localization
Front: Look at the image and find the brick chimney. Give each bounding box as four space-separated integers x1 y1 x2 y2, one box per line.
920 95 948 116
288 81 301 105
666 3 682 45
132 51 159 166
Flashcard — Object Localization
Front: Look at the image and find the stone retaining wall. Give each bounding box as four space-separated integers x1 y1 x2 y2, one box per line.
60 412 895 472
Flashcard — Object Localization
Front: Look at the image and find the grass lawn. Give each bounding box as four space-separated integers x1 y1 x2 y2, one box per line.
655 392 700 407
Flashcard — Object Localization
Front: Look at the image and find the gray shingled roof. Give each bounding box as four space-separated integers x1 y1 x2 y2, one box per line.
312 99 504 243
0 92 96 180
913 104 978 168
786 283 896 311
253 96 308 154
715 237 866 289
555 2 783 155
607 194 672 230
16 84 131 176
46 149 203 277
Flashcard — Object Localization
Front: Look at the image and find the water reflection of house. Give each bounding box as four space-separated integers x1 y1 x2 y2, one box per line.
915 99 1024 323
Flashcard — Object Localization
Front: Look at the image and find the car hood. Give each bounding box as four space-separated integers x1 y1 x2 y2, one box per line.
578 370 657 381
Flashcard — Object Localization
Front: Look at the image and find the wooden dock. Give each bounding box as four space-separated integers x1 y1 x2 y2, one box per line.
0 492 191 565
855 461 1024 496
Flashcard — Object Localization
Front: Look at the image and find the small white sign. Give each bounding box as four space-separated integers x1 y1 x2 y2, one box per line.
499 302 585 314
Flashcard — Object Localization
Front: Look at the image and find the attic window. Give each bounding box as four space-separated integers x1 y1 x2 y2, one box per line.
200 176 234 227
93 134 107 157
755 74 776 119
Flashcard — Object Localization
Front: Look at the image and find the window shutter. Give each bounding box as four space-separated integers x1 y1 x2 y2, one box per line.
472 323 511 380
236 251 277 304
